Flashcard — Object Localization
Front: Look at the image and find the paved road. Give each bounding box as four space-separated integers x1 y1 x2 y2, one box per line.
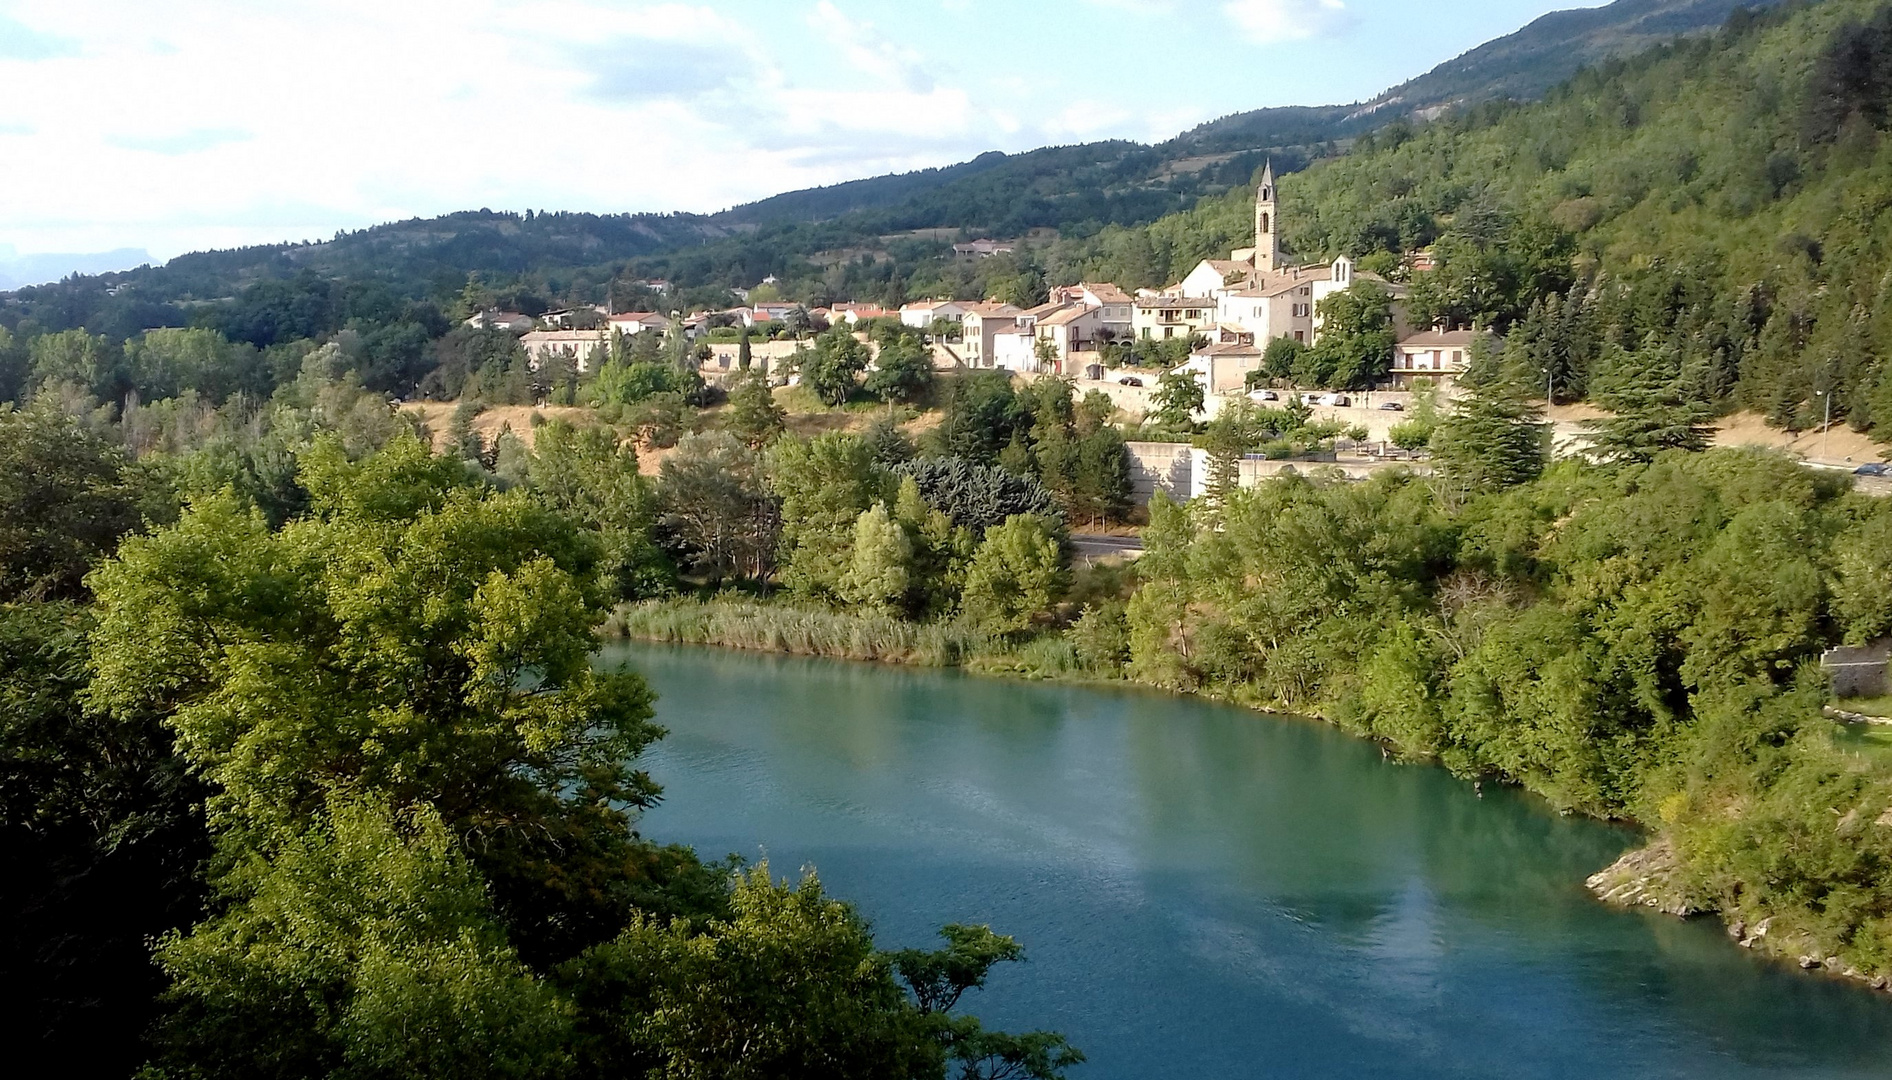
1071 533 1145 560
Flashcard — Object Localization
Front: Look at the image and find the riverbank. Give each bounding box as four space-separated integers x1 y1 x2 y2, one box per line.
609 594 1892 998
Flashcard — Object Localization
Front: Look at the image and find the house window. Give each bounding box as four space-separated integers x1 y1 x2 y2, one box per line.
1452 350 1464 364
1164 327 1175 339
1141 328 1151 340
1294 331 1305 342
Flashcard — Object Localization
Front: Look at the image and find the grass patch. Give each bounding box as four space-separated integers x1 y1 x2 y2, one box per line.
1831 721 1892 763
1838 695 1892 719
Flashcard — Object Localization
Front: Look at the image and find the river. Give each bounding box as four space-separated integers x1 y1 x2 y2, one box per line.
601 642 1892 1079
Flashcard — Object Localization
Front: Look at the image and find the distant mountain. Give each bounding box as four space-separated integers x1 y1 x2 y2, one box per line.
1183 0 1799 148
0 247 152 290
0 0 1811 328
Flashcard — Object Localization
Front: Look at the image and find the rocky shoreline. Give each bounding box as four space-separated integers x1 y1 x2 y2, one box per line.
1588 841 1892 994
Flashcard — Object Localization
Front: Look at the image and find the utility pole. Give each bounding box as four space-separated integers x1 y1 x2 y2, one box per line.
1820 390 1833 463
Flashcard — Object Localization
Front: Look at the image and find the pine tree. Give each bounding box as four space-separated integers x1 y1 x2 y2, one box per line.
1583 338 1715 465
1429 342 1550 499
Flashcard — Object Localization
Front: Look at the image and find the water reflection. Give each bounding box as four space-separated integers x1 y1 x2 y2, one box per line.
601 643 1892 1079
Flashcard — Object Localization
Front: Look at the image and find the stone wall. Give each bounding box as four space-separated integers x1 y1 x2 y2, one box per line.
1824 640 1892 700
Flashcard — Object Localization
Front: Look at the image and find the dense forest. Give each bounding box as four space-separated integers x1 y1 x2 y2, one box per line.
0 352 1098 1078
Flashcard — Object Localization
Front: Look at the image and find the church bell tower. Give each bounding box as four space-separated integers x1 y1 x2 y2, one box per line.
1254 160 1280 274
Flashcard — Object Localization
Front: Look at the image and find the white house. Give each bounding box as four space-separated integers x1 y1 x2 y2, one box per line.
1177 259 1256 299
830 302 892 325
990 326 1039 372
1390 329 1495 388
1172 342 1265 394
900 300 971 329
1033 304 1103 371
521 330 609 372
953 239 1014 258
1049 282 1135 340
608 312 672 339
958 302 1026 367
465 310 535 333
540 305 610 329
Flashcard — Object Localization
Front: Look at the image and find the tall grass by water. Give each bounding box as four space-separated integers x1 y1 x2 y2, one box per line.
609 598 993 666
608 598 1116 682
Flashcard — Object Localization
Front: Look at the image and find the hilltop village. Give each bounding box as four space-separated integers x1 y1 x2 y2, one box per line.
490 165 1484 417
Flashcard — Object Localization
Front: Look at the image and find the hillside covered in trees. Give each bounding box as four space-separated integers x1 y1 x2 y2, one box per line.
0 0 1801 348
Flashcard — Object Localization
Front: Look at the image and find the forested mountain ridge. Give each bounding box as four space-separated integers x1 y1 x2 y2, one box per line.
1271 0 1892 439
0 0 1801 337
1343 0 1800 128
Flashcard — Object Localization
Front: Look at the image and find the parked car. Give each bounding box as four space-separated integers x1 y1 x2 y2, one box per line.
1379 401 1405 411
1857 462 1890 477
1249 389 1280 402
1117 376 1144 387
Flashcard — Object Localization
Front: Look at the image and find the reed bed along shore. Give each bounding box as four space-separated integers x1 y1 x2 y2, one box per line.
607 597 1106 680
609 597 991 667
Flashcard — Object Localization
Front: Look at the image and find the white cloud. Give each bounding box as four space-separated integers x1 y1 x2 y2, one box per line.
0 0 1028 257
1223 0 1354 44
807 0 935 93
0 0 1403 259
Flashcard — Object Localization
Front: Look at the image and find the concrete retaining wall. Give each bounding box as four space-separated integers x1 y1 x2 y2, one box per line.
1124 441 1431 502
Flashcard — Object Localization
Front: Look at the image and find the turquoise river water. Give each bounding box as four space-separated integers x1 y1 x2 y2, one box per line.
601 643 1892 1079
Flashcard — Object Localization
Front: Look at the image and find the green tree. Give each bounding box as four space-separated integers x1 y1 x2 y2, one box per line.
1429 350 1549 498
840 502 915 615
0 601 208 1078
29 330 119 399
767 432 887 601
867 413 918 466
1151 372 1206 429
927 371 1025 463
796 325 871 407
149 796 574 1080
0 403 146 602
893 458 1061 538
1582 339 1715 466
1308 283 1395 389
1072 426 1133 526
86 433 672 962
961 515 1067 636
657 431 780 583
1261 337 1308 384
1387 381 1443 449
865 335 935 404
1195 400 1266 508
527 420 673 600
725 369 787 448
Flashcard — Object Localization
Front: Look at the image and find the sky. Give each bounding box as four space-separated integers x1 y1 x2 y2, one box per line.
0 0 1599 266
